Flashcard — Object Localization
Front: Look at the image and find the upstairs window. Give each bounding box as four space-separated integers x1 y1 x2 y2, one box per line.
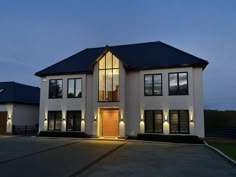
144 74 162 96
169 72 188 95
99 51 119 102
49 79 63 98
67 78 82 98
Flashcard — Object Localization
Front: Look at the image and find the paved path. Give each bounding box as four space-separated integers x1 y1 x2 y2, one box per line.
0 136 235 177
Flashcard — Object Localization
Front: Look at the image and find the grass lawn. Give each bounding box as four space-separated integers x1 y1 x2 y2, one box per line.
208 142 236 160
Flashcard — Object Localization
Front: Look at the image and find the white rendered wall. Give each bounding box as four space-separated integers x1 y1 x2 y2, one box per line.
39 74 86 132
192 68 205 137
124 67 205 137
0 103 39 133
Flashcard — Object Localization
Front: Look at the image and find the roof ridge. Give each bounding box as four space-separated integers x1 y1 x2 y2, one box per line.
86 41 161 50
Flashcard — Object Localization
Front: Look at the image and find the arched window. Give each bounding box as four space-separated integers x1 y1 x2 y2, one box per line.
98 51 119 102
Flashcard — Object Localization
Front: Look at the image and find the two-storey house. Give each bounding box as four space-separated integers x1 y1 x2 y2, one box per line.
35 41 208 138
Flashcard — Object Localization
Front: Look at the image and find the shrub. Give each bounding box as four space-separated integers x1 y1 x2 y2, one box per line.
38 131 88 138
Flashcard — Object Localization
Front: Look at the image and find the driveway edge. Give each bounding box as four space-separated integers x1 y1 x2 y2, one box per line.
204 141 236 166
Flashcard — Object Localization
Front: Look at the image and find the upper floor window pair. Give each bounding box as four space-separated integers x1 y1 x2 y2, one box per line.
49 78 82 99
144 72 188 96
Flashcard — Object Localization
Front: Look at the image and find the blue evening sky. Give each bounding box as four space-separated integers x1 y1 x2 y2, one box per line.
0 0 235 110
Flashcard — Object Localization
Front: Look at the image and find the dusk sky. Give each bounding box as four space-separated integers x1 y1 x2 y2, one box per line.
0 0 235 110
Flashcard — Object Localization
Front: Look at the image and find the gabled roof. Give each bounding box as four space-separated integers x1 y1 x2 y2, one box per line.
35 41 208 77
0 82 40 105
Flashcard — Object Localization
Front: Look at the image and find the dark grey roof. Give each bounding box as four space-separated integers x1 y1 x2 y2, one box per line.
0 82 40 105
35 41 208 77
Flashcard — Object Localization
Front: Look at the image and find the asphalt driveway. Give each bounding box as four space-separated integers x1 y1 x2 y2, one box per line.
0 136 235 177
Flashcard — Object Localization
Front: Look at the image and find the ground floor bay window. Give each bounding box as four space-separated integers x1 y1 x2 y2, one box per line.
48 111 62 131
169 110 189 134
144 110 163 133
66 111 81 131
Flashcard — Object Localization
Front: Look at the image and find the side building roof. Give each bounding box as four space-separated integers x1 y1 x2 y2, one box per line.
35 41 209 77
0 82 40 105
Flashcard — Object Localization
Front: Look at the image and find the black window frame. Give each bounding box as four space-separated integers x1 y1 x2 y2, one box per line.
67 78 82 98
169 110 189 134
66 111 81 131
144 74 162 96
144 110 163 133
47 111 62 131
168 72 188 95
98 52 120 102
48 79 63 99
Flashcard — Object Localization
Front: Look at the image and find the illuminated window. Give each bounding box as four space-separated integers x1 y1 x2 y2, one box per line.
49 79 63 98
145 110 163 133
98 51 119 102
144 74 162 96
170 110 189 134
67 78 82 98
48 111 61 131
169 72 188 95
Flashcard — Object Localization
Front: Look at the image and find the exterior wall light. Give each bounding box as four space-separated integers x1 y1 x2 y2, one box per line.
44 118 47 121
8 117 11 120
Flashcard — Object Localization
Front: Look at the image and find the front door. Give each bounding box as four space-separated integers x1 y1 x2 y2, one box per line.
0 112 7 134
102 109 119 137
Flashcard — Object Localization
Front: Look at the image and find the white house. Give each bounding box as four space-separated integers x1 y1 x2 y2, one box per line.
0 82 39 134
35 41 208 138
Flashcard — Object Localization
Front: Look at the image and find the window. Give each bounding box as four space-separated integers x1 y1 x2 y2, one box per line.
99 51 119 102
66 111 81 131
169 110 189 134
48 111 62 131
67 78 82 98
144 74 162 96
145 110 163 133
169 72 188 95
49 79 63 98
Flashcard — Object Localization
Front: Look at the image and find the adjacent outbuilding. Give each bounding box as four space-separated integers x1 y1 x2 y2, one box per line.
0 82 40 134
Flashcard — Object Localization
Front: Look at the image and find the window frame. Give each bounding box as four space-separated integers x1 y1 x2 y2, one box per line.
47 111 62 131
98 52 120 102
144 110 163 133
169 110 189 134
144 74 162 96
48 79 63 99
168 72 188 96
67 78 82 98
66 110 81 131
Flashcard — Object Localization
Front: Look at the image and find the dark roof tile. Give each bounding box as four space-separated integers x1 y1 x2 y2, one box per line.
35 41 208 77
0 82 40 105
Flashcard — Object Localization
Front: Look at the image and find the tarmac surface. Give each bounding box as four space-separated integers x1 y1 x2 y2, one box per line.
0 136 235 177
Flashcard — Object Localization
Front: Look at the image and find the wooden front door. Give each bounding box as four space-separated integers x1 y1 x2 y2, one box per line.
0 112 7 134
102 109 119 137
